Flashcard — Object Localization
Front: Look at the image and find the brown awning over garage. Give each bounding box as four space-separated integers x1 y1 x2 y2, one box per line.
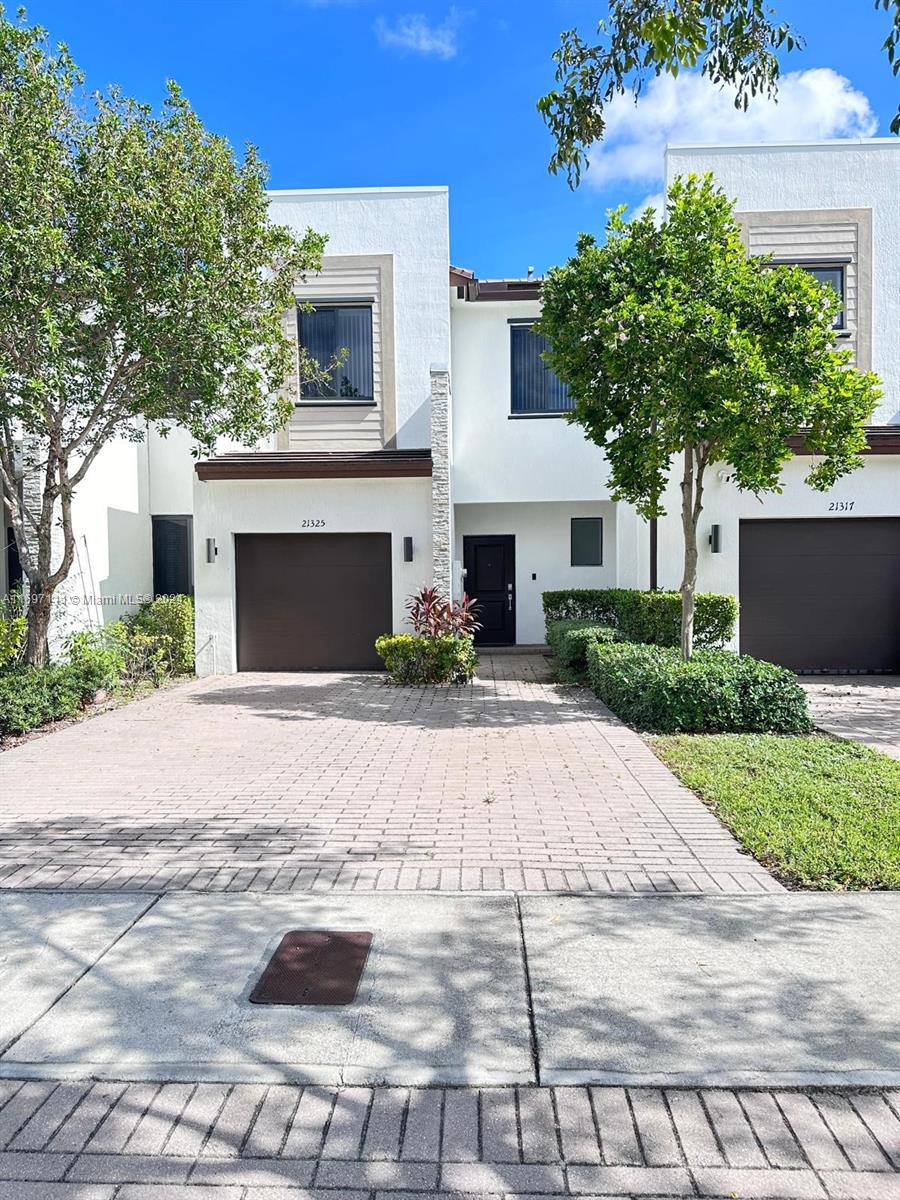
195 450 432 481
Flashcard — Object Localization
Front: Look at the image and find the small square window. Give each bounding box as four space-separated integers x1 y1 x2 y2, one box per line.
571 518 602 566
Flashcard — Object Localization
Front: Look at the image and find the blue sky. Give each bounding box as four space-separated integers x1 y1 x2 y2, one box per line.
26 0 900 276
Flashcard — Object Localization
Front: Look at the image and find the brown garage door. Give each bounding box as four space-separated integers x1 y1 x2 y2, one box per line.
739 518 900 672
235 533 392 671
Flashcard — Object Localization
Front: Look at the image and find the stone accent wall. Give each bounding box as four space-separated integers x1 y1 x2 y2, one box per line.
429 365 452 597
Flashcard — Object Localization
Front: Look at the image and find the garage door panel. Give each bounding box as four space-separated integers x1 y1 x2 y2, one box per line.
739 518 900 673
236 533 392 671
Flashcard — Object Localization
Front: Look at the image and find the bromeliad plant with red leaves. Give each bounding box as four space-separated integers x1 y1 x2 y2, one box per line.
405 586 481 639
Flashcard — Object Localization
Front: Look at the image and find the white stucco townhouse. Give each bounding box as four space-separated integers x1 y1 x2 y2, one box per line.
3 140 899 673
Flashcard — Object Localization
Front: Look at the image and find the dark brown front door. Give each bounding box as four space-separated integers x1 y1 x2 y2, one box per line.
739 518 900 672
235 533 392 670
464 535 515 645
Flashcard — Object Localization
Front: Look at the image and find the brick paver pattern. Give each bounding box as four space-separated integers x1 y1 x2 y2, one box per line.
0 655 778 895
0 1079 896 1198
802 675 900 761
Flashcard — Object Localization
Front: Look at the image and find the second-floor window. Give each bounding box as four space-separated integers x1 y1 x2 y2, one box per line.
801 265 845 330
298 304 374 402
510 323 573 415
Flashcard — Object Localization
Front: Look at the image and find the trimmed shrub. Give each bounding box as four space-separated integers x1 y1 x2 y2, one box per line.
585 641 812 735
375 634 478 685
615 590 737 649
131 594 195 675
547 619 620 679
0 664 87 735
542 588 737 649
542 589 627 634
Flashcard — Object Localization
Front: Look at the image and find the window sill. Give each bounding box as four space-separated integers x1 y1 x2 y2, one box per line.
295 401 377 408
508 412 572 420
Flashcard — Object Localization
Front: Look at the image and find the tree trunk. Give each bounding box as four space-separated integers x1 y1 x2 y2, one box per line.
679 443 708 662
679 447 698 661
25 585 54 668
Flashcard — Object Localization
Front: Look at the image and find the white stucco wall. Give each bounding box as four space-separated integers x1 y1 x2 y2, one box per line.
654 455 900 649
454 501 617 644
52 437 153 650
193 475 432 674
147 425 196 516
269 187 450 449
666 141 900 424
450 299 615 504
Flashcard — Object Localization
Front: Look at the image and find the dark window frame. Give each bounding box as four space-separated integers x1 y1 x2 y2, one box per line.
509 320 573 416
296 303 375 406
571 517 603 567
151 514 194 598
803 264 845 330
769 259 847 332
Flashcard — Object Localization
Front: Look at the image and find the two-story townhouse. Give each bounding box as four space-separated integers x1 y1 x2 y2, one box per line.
656 141 900 672
449 271 647 645
3 140 898 674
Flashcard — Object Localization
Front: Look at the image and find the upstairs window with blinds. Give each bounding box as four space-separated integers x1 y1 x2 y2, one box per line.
510 323 573 414
298 305 374 402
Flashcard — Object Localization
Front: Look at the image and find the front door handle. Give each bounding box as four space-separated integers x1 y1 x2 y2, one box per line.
507 583 513 612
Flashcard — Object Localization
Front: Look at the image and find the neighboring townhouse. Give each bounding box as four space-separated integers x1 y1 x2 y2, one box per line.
3 140 899 674
659 141 900 673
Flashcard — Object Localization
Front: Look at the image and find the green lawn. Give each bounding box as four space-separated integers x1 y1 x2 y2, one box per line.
652 733 900 890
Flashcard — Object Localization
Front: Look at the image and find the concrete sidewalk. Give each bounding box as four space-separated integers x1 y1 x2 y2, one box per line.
2 892 898 1089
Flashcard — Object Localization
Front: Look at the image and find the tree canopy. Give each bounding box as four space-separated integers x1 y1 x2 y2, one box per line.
538 0 900 186
0 8 326 662
537 176 881 656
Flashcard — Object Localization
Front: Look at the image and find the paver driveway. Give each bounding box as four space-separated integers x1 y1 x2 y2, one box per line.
0 653 777 894
802 675 900 760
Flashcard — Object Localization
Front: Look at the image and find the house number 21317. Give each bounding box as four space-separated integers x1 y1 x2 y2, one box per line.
828 501 855 512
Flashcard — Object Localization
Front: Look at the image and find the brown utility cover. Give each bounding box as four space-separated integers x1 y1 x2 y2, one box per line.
235 532 392 671
250 931 373 1006
739 517 900 672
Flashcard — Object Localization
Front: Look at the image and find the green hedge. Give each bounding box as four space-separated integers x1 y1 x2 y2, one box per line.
0 663 95 735
585 641 812 735
0 593 197 738
375 634 477 685
542 589 628 630
543 588 737 649
547 619 620 678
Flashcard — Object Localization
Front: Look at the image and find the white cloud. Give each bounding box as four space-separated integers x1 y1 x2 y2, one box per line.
587 68 878 200
374 7 465 59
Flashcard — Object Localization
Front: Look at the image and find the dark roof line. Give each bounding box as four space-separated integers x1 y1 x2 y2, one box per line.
196 449 433 481
449 266 543 302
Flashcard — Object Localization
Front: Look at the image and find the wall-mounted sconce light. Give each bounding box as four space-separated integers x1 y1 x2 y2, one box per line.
206 538 218 564
708 525 722 554
403 536 414 563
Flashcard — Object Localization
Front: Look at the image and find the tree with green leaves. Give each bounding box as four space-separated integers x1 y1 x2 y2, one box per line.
537 176 881 659
538 0 900 185
0 9 327 665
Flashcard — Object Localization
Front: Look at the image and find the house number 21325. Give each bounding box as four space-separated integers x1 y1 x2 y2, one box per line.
301 519 325 528
828 501 854 512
